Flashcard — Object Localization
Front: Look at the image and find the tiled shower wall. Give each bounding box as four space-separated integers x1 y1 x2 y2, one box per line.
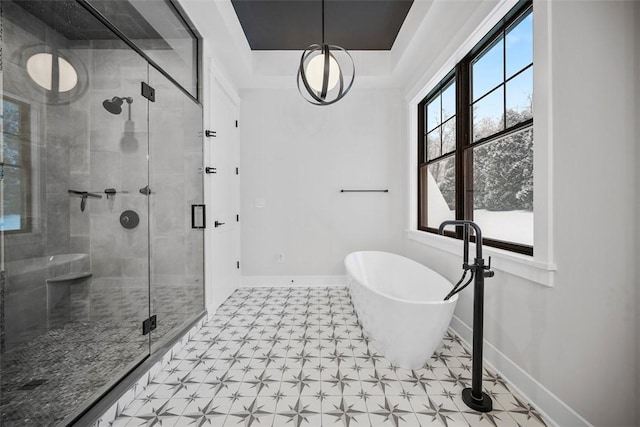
2 11 68 262
1 6 152 343
2 8 77 345
76 46 151 326
2 0 204 356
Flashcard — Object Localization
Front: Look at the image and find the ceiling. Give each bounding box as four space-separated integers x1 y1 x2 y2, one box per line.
231 0 414 50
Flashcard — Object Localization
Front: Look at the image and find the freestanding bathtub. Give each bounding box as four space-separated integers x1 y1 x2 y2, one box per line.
345 251 458 369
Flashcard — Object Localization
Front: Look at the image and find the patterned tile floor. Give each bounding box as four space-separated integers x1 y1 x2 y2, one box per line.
111 287 550 427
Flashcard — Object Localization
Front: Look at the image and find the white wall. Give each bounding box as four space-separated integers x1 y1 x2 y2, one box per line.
403 2 640 426
239 88 404 279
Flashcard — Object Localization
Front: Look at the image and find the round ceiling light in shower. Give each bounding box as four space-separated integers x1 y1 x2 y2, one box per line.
22 46 88 105
26 52 78 92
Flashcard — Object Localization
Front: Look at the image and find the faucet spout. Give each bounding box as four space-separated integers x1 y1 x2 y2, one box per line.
438 220 484 261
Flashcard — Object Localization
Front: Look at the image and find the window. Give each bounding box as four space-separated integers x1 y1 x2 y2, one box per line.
2 96 32 233
418 1 533 255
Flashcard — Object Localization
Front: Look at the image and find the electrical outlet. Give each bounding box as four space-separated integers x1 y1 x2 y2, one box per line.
277 253 285 263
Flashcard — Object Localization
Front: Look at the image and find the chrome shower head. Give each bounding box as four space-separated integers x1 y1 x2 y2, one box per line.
102 96 133 115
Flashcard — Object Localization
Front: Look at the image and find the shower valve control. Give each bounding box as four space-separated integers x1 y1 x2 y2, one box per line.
214 221 225 227
205 130 216 137
205 167 217 174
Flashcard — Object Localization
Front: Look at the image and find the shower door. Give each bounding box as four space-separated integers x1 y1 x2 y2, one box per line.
148 67 204 351
0 1 152 424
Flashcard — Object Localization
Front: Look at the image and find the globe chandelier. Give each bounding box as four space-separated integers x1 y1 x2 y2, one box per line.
297 0 355 106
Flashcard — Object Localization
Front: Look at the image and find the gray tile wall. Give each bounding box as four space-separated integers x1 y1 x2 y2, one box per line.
1 1 204 352
0 9 153 346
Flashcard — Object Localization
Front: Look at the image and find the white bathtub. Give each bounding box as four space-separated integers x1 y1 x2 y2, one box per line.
345 251 458 369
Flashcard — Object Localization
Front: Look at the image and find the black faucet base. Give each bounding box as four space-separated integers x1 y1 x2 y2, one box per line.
462 388 493 412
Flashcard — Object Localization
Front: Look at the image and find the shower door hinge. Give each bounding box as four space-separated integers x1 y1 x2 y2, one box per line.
235 167 239 175
236 261 240 269
235 120 238 128
142 315 157 335
205 130 216 137
141 82 155 102
236 214 239 222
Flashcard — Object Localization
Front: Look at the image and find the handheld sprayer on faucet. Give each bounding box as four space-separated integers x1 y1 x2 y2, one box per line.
439 220 494 412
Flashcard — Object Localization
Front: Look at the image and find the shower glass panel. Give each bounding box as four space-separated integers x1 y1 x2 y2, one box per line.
0 1 151 424
87 0 199 99
148 67 204 351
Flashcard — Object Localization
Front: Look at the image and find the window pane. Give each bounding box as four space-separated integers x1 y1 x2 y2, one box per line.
472 38 504 101
2 134 23 166
2 165 25 231
473 86 504 141
506 66 533 127
442 81 456 121
426 95 441 131
427 128 441 160
470 128 533 246
427 156 456 228
3 100 21 134
506 12 533 79
442 117 456 154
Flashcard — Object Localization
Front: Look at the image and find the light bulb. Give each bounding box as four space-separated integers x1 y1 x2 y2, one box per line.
26 53 78 92
305 53 340 93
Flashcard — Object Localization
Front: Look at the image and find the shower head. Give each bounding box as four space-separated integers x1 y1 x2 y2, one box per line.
102 96 133 115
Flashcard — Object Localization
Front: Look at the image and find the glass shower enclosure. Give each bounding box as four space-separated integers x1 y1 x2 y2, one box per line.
0 0 204 425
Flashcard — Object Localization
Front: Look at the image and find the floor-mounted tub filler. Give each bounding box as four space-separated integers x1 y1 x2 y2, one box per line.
439 220 495 413
344 251 458 370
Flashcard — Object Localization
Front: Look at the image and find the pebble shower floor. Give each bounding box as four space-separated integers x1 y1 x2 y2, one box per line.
108 287 549 427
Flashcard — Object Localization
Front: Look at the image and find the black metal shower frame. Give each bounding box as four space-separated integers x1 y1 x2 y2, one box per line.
76 0 203 106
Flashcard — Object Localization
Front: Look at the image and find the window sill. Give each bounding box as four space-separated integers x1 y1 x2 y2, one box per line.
405 229 556 287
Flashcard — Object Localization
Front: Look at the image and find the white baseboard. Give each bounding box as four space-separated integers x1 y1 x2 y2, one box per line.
206 303 220 319
450 315 593 427
241 275 347 287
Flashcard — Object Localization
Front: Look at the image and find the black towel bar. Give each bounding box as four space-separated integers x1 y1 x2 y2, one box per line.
340 189 389 193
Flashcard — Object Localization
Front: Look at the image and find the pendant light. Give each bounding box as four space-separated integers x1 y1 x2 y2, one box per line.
297 0 355 106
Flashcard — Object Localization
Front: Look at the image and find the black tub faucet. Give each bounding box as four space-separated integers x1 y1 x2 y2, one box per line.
438 220 494 413
438 220 493 274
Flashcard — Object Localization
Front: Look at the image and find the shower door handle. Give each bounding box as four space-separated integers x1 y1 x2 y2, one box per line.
191 204 206 229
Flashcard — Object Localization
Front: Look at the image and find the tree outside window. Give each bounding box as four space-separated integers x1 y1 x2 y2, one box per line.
2 97 32 233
